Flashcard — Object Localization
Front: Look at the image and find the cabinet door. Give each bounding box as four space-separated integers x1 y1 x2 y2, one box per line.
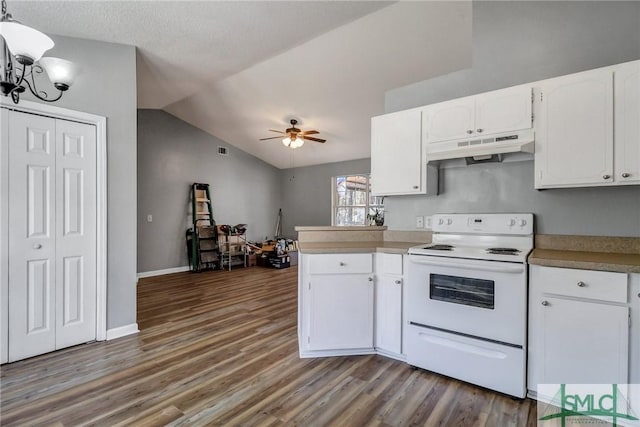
614 61 640 185
375 275 402 355
535 69 614 188
371 109 424 195
424 96 475 143
538 296 628 385
308 274 374 351
475 86 532 135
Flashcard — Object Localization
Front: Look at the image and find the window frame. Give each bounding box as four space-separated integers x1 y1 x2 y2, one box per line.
331 173 384 226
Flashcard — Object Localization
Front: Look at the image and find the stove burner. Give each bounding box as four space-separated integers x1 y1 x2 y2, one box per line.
424 244 454 251
486 247 521 255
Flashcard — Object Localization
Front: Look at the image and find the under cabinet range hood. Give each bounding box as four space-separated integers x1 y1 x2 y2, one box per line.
426 129 534 162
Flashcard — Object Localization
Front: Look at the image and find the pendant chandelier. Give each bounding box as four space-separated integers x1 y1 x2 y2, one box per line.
0 0 78 104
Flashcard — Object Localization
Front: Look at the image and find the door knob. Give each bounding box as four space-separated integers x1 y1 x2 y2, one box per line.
577 281 586 287
541 300 549 306
603 174 611 180
339 262 346 266
33 243 42 249
622 173 631 178
476 128 483 133
395 280 401 284
368 277 373 282
413 185 419 189
466 130 473 134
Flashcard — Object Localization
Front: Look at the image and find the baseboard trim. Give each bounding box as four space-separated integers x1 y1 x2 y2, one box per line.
137 266 190 279
106 323 139 340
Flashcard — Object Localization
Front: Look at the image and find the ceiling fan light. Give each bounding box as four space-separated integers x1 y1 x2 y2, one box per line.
0 21 54 64
282 137 292 147
39 57 79 89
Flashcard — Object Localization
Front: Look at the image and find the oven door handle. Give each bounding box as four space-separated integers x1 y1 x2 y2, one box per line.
409 256 525 274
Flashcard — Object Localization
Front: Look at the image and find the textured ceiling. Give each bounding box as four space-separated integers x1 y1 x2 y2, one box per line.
9 1 473 169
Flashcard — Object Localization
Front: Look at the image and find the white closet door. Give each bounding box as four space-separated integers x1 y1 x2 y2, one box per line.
55 120 96 349
8 111 57 361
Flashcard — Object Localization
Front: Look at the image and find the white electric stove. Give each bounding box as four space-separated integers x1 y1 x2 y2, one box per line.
405 213 534 398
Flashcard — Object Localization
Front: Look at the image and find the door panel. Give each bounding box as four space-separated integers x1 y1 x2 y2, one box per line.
614 61 640 184
55 120 96 349
424 97 475 143
535 69 614 187
475 86 532 135
8 111 57 361
375 275 402 354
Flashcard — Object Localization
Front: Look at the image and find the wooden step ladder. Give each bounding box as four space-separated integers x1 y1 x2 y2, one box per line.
187 183 220 272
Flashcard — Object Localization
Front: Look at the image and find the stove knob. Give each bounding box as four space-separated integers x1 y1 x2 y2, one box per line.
438 218 444 225
509 219 516 226
446 218 453 225
520 219 527 227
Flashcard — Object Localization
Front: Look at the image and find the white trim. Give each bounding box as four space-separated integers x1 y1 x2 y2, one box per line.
375 348 407 362
106 323 139 340
137 266 191 279
0 108 8 364
299 348 377 358
0 98 108 343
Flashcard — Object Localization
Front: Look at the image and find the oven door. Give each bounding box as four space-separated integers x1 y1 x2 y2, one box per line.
406 255 527 346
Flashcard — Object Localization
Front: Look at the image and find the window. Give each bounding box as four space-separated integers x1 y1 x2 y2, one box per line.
332 174 384 226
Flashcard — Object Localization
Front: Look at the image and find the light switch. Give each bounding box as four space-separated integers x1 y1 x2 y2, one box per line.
425 216 433 230
147 214 153 223
415 215 424 228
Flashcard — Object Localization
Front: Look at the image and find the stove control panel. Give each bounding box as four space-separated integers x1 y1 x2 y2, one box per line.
432 213 534 235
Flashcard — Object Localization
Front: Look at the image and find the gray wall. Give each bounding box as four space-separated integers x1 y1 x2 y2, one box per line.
381 1 640 237
279 158 371 238
137 109 282 272
22 36 137 329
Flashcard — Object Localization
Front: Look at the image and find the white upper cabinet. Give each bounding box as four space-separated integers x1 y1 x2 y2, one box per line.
614 61 640 185
371 109 437 196
535 60 640 189
535 68 614 188
424 96 475 143
424 86 532 144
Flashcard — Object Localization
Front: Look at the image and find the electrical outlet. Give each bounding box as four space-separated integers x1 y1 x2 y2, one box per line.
415 215 424 228
425 215 433 230
147 214 153 223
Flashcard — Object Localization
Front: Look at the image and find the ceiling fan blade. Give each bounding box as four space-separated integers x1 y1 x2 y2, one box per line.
301 130 319 135
259 136 283 141
268 129 285 134
303 136 326 143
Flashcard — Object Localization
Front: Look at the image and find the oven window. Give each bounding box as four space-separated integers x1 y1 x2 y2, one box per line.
430 273 494 309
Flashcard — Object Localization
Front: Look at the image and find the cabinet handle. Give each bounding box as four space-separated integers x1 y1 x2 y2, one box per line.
413 185 419 189
577 281 586 287
339 262 346 266
541 300 549 306
622 173 631 178
466 130 473 134
33 243 42 249
603 174 611 180
368 277 373 282
395 280 401 284
476 128 483 133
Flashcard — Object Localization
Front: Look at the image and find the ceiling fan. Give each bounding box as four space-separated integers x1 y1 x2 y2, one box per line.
259 119 326 149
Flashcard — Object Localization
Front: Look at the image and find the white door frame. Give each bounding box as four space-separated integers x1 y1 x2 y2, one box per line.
0 98 108 364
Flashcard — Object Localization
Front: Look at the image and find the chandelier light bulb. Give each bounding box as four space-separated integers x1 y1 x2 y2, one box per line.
282 137 292 147
0 21 53 64
39 57 79 90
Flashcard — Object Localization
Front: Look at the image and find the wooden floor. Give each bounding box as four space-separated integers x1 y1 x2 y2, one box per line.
1 266 538 426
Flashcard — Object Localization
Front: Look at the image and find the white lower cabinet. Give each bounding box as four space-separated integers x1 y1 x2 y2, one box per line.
528 265 630 397
375 253 403 358
299 253 375 356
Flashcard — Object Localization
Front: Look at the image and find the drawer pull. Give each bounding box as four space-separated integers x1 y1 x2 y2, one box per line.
541 300 549 306
395 280 401 284
577 281 586 287
368 277 373 282
339 262 346 266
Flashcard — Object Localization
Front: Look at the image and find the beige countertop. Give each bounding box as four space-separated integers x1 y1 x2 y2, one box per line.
528 248 640 273
298 241 418 254
295 226 387 232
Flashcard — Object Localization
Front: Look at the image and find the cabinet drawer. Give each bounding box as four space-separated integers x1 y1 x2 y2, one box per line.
377 253 403 275
534 265 627 303
308 253 373 275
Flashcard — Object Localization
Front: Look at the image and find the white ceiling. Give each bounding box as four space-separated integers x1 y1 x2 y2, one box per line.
10 1 473 169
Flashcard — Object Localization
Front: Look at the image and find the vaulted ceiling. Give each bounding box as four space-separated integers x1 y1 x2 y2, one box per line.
10 1 472 169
